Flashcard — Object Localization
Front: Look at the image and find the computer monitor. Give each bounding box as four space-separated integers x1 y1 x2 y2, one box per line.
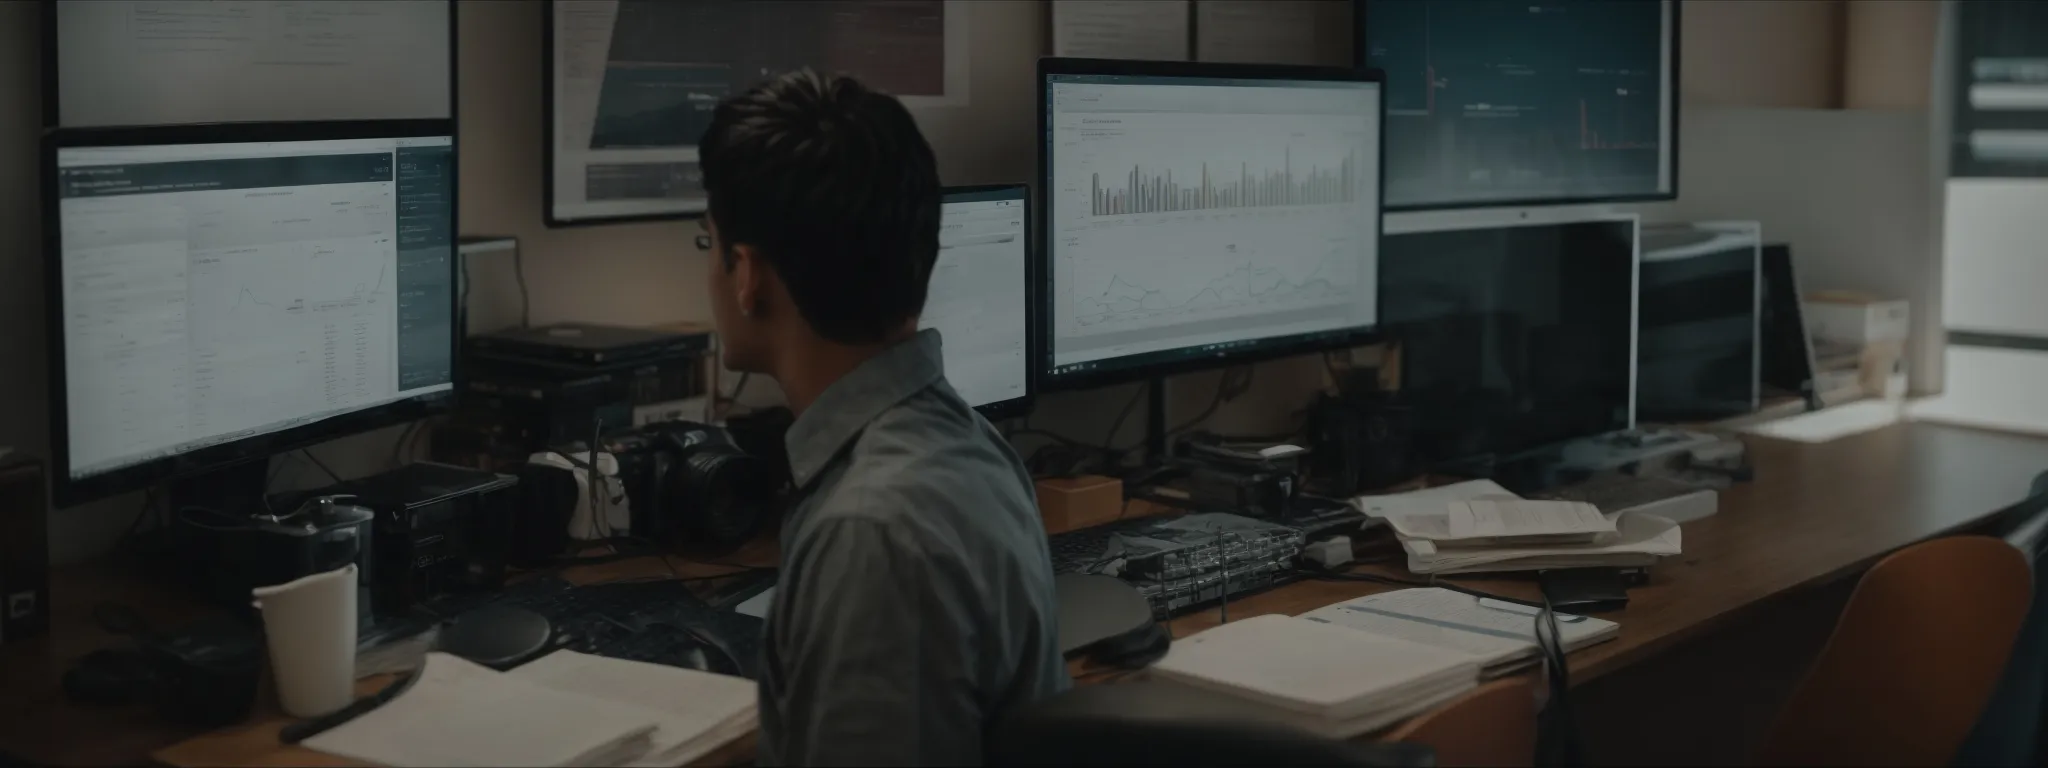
45 121 458 507
1759 243 1821 409
49 0 455 128
1362 0 1679 210
921 185 1035 419
1381 208 1637 466
1038 58 1385 390
1636 223 1760 423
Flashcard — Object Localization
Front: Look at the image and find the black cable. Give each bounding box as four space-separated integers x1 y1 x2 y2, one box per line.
512 247 532 328
730 372 751 402
1534 581 1583 767
1163 366 1255 441
121 488 158 545
1100 384 1147 469
390 422 421 468
301 449 344 485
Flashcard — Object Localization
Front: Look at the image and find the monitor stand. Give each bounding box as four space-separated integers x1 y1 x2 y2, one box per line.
1143 377 1170 463
167 459 274 517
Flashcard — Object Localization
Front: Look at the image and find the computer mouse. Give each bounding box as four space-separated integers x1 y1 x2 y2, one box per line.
438 606 553 670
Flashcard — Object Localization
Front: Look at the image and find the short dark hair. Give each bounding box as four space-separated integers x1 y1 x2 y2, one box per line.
699 70 941 345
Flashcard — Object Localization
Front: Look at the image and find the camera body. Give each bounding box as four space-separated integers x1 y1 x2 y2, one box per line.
608 421 781 557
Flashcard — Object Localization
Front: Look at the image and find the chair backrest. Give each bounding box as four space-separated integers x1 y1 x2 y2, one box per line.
1384 677 1537 767
1756 535 2033 766
986 681 1434 767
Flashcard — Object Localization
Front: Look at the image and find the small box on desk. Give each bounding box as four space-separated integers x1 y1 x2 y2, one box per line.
1805 292 1909 346
1036 475 1123 534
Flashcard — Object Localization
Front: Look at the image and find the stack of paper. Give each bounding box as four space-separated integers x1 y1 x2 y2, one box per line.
1148 614 1480 737
510 651 759 768
1357 480 1682 574
304 652 756 767
1300 588 1618 678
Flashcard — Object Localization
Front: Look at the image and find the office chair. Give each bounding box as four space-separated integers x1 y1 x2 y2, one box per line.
1756 535 2032 766
986 682 1434 767
1957 478 2048 765
1385 678 1538 767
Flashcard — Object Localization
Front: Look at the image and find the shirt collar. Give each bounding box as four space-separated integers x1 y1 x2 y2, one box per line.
784 329 945 488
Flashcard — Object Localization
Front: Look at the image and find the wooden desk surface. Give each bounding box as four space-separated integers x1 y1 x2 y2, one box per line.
7 421 2048 766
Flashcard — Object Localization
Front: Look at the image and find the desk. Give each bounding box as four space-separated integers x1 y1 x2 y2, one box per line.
6 422 2048 766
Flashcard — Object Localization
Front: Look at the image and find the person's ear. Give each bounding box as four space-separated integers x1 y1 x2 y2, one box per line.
730 243 764 319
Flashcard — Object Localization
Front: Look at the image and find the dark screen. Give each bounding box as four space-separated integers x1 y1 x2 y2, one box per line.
1634 228 1757 422
1758 243 1818 403
1383 219 1636 465
1365 0 1671 208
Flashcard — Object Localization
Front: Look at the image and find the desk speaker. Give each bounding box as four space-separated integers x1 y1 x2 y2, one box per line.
0 456 49 644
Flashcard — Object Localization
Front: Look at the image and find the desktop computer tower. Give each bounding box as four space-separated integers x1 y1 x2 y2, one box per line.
0 456 50 644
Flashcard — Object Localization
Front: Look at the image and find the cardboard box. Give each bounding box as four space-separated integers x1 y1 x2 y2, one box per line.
1035 475 1123 534
1805 292 1909 346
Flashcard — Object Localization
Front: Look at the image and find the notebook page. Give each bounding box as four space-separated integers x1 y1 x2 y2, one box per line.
509 651 758 767
1153 614 1478 716
305 653 659 767
1447 500 1614 540
1302 588 1616 656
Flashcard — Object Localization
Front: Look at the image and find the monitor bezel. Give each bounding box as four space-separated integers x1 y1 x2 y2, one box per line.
1035 57 1388 392
1355 0 1683 212
42 119 462 509
938 183 1038 421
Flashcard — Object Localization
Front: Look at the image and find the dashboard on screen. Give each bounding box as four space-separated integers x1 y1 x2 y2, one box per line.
52 133 457 487
1042 67 1383 386
1364 0 1677 209
922 186 1032 415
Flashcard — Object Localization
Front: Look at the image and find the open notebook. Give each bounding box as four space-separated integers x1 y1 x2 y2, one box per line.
304 652 756 767
1300 588 1618 678
1148 614 1481 737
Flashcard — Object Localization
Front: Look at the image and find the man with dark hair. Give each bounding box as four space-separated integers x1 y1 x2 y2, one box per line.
696 70 1068 765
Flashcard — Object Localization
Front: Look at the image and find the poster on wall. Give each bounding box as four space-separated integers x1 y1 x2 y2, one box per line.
1051 0 1190 60
1949 0 2048 178
547 0 971 225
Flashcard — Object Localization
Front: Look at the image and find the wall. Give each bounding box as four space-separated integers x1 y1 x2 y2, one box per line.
1843 0 1938 110
1681 0 1845 108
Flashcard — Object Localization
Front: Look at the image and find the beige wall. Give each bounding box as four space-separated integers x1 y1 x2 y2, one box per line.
1682 0 1846 108
1843 0 1939 110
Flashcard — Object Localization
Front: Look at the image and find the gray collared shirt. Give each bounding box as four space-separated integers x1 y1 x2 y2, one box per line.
759 329 1069 766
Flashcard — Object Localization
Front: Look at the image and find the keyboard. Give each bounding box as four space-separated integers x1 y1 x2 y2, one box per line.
1046 511 1305 619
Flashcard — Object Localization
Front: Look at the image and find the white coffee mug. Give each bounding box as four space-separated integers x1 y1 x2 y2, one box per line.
252 564 358 718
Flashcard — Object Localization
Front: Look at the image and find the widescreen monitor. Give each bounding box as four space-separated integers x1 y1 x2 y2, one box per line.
1362 0 1678 210
1038 58 1385 390
46 121 458 506
1380 208 1638 465
923 185 1035 418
